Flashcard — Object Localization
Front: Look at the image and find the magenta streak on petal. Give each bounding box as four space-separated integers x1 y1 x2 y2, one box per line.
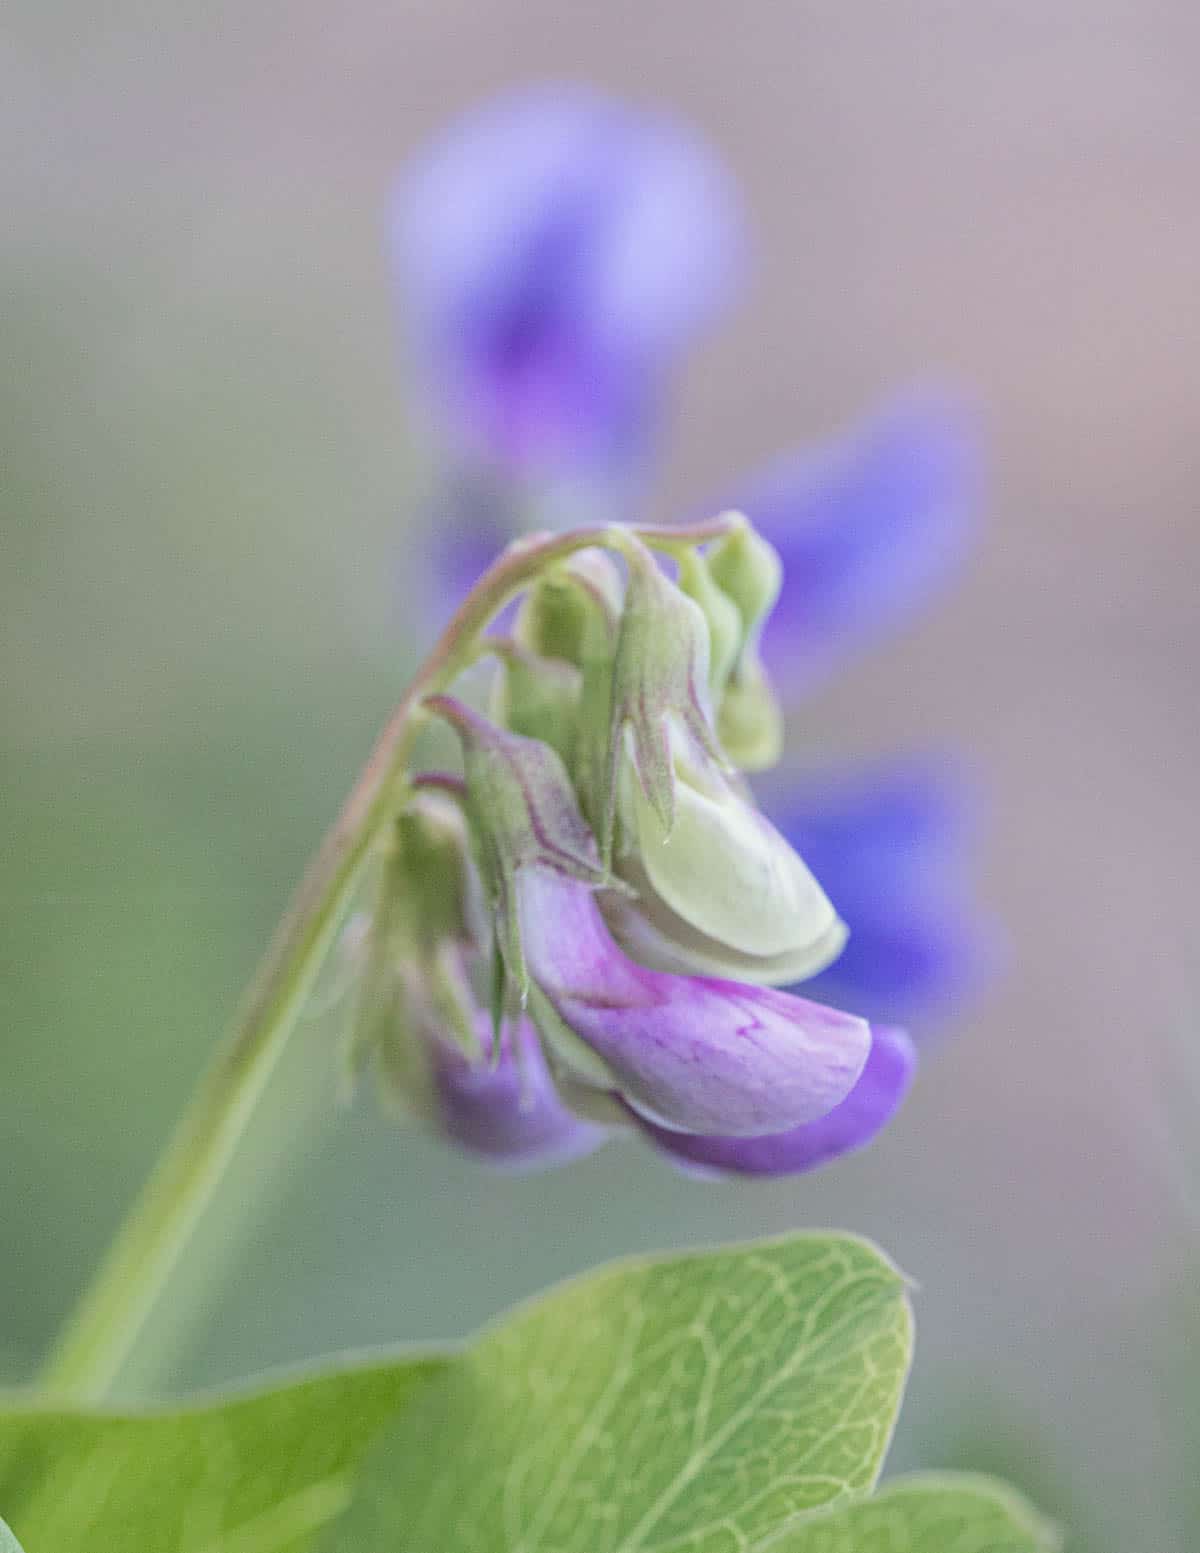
517 866 870 1137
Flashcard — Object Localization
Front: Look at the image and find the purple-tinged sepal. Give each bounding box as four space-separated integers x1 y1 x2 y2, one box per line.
423 694 622 999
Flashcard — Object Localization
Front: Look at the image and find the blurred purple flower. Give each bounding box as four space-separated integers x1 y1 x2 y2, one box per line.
725 392 981 696
392 85 744 474
763 758 996 1026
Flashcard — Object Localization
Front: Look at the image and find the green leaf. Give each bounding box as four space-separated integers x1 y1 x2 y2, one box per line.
327 1232 913 1552
0 1517 26 1553
0 1350 444 1553
765 1472 1062 1551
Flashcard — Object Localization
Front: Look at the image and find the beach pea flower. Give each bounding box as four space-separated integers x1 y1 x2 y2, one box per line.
381 85 988 1146
392 85 744 474
345 525 918 1176
515 863 869 1138
402 690 875 1159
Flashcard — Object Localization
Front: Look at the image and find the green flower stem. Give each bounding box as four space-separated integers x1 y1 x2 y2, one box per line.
40 518 736 1402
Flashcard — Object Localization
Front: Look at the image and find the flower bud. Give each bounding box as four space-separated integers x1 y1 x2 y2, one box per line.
675 546 742 692
514 549 622 669
706 515 783 643
430 1013 608 1170
602 535 727 856
704 517 785 771
716 650 783 770
347 790 483 1111
487 640 582 771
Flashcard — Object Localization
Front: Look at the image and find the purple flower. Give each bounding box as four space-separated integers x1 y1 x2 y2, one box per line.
764 758 996 1026
518 865 870 1138
417 856 897 1181
430 1015 607 1171
725 393 981 697
392 86 744 474
633 1026 915 1177
399 678 903 1178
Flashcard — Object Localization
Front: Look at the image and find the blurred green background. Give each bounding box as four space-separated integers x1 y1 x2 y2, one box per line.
3 5 1198 1549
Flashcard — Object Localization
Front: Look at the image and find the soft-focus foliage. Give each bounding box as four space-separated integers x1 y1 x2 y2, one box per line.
765 1474 1059 1552
0 1356 443 1552
328 1232 914 1551
0 1236 1052 1553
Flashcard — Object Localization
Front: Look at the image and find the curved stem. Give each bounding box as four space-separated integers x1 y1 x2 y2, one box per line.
39 518 736 1401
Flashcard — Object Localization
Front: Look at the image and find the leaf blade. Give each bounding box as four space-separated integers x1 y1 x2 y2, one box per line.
0 1350 445 1553
328 1232 914 1553
757 1472 1062 1552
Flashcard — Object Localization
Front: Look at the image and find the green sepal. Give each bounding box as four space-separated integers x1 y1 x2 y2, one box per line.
486 640 582 771
676 545 743 692
717 648 784 770
514 548 622 669
345 793 483 1110
706 516 786 771
602 535 727 861
706 512 784 641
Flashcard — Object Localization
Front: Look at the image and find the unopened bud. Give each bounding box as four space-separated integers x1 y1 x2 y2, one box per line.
515 549 622 668
676 547 742 693
603 535 727 858
706 515 783 643
487 641 582 770
702 517 786 772
717 651 783 771
347 790 483 1109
